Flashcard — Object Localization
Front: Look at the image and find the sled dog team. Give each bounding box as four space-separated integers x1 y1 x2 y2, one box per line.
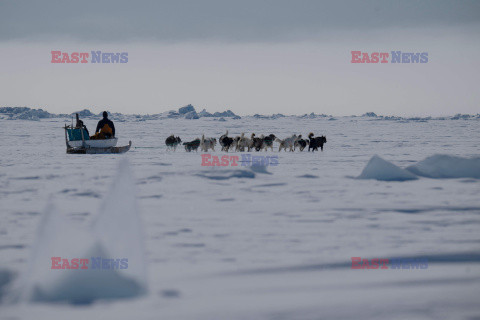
165 131 327 153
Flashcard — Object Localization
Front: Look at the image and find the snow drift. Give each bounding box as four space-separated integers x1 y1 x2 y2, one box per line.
196 169 256 180
406 154 480 179
357 155 418 181
18 160 147 304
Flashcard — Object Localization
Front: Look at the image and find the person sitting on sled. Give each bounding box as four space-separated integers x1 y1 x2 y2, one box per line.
74 113 90 137
71 113 90 140
91 111 115 140
76 119 89 137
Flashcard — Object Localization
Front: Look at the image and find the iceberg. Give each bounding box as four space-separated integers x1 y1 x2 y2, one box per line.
74 109 96 117
406 154 480 179
184 110 199 119
198 108 213 117
357 155 418 181
212 109 237 117
178 104 196 115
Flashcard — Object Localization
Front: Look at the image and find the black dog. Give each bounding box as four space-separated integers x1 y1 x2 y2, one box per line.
219 130 234 152
252 134 265 151
183 139 200 152
262 134 276 151
165 135 182 151
295 135 309 151
308 133 327 152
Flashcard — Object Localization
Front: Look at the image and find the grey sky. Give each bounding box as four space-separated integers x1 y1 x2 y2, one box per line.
0 1 479 116
1 0 479 42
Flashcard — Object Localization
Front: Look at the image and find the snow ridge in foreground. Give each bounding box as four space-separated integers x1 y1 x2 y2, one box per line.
18 160 147 304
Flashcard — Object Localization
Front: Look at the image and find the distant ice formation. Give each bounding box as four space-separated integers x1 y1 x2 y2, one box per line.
1 106 479 121
17 160 147 304
0 105 241 121
406 154 480 179
358 154 480 181
357 155 418 181
178 104 196 114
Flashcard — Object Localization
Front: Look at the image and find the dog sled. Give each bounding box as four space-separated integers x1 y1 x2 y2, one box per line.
64 125 132 154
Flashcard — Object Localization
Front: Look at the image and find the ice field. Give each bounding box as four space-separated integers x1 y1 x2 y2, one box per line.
0 116 479 319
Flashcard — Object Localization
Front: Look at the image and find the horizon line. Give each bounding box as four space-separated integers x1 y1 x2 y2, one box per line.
0 105 479 119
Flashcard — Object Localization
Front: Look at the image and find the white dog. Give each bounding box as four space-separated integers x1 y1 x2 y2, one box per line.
200 134 217 152
235 133 249 152
275 134 298 152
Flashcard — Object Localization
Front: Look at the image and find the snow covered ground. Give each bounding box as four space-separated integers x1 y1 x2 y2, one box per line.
0 116 479 319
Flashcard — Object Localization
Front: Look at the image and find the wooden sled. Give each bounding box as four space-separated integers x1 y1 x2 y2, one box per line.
64 125 132 154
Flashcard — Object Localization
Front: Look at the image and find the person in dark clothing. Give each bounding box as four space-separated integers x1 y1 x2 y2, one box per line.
92 111 115 139
77 119 89 137
74 113 90 137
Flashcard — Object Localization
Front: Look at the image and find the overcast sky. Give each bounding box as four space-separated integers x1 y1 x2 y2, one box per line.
1 0 479 116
